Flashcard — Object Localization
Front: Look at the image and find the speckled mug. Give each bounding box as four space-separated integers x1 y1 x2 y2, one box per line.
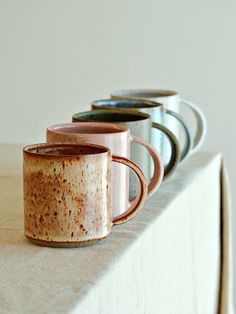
23 143 147 248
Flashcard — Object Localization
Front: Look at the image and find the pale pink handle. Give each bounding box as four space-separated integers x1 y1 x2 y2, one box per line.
131 136 164 198
111 155 148 225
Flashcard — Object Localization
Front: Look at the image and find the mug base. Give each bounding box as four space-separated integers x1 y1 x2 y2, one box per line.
26 235 108 248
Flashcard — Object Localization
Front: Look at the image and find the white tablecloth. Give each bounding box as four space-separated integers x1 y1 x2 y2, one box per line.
0 145 234 314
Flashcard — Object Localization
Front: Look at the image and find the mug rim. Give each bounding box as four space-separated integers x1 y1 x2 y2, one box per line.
91 98 163 109
47 121 129 136
111 89 179 99
73 109 152 123
23 143 110 158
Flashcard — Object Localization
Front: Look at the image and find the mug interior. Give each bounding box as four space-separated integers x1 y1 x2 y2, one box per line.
73 110 149 123
24 143 109 156
92 99 159 109
112 89 178 98
48 122 127 134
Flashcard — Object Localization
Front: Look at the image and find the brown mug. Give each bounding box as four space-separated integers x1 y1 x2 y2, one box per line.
47 122 163 217
23 143 148 247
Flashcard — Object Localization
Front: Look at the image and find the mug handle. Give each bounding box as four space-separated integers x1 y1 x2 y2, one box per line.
151 123 180 179
111 155 148 226
180 99 207 153
165 109 192 161
131 136 164 198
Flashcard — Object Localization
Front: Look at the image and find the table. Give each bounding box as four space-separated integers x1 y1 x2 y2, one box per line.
0 144 234 314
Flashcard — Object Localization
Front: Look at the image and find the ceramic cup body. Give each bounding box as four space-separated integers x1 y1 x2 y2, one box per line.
110 89 207 156
71 111 166 198
90 100 193 178
47 123 130 217
92 100 165 154
23 143 148 247
23 143 112 247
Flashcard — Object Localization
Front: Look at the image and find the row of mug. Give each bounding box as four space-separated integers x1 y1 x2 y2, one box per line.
23 89 207 247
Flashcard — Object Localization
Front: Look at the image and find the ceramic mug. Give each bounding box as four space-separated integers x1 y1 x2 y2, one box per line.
23 143 148 247
72 110 179 198
47 122 163 216
110 89 207 154
91 99 192 166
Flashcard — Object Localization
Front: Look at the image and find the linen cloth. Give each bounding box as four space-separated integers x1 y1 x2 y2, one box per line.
0 144 234 314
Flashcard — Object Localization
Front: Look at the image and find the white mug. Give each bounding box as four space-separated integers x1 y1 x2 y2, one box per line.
111 89 207 155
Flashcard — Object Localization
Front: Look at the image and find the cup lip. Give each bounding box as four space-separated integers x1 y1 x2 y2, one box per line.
47 121 129 136
23 143 110 158
91 98 163 109
73 109 151 123
111 89 179 99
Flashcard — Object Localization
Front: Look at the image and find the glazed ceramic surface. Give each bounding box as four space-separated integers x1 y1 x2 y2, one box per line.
23 143 148 247
71 111 171 198
91 99 192 168
47 122 162 216
47 123 129 217
111 89 207 155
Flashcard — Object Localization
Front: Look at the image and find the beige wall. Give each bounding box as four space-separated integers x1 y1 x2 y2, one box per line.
0 0 235 304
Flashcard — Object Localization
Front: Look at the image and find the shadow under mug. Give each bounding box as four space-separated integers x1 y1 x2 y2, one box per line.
23 143 148 247
72 110 179 196
110 89 207 155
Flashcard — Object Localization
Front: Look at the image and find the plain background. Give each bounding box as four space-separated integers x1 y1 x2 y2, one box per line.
0 0 235 308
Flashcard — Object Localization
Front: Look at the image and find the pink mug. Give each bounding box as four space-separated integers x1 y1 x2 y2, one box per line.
47 122 163 217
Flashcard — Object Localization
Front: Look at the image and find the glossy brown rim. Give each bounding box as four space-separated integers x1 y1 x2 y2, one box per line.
23 143 110 158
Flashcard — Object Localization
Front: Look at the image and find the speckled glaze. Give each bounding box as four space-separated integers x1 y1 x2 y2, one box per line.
47 122 163 216
23 143 148 247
